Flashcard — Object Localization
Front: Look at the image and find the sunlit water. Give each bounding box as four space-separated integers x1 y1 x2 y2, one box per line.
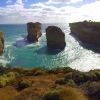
0 23 100 72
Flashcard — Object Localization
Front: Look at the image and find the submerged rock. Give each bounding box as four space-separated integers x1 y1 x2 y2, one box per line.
46 26 66 49
0 29 4 54
27 22 42 42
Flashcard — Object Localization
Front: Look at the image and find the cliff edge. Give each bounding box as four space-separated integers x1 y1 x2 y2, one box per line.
0 29 4 54
69 21 100 47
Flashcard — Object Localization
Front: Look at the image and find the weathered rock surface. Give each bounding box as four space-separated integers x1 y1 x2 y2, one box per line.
0 29 4 54
69 21 100 47
46 26 66 49
27 22 42 42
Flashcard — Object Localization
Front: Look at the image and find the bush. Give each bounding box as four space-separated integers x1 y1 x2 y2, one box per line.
34 70 45 76
64 72 72 81
83 73 91 82
0 76 7 88
81 81 100 100
43 87 87 100
43 90 60 100
0 72 19 88
73 72 85 83
59 87 87 100
88 72 97 81
66 79 76 86
63 67 74 74
55 78 66 85
18 79 33 89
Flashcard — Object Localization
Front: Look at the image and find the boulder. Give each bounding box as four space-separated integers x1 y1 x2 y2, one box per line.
46 26 66 49
0 29 4 55
27 22 42 42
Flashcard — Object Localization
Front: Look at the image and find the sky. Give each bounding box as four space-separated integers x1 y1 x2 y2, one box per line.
0 0 100 24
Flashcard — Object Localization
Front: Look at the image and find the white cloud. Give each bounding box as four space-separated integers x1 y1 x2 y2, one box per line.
6 0 12 3
0 0 100 24
46 0 83 4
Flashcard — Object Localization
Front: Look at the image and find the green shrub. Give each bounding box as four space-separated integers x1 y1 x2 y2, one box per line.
34 70 45 76
18 79 33 89
55 78 66 85
66 79 76 86
63 67 74 74
81 81 100 99
83 73 91 82
43 87 87 100
0 76 7 88
94 71 100 80
0 72 20 88
73 72 85 83
88 72 97 81
64 72 72 81
43 90 60 100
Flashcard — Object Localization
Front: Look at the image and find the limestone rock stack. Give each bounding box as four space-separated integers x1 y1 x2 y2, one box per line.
27 22 42 42
46 26 66 49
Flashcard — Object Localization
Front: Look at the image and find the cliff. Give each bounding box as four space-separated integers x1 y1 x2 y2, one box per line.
69 21 100 47
46 26 66 49
0 29 4 54
27 22 42 42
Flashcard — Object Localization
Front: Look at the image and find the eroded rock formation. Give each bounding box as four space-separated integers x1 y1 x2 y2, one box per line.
27 22 42 42
69 21 100 47
46 26 66 49
0 29 4 54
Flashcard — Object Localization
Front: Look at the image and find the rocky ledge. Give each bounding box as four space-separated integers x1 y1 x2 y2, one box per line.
0 29 4 54
27 22 42 42
69 21 100 47
46 26 66 49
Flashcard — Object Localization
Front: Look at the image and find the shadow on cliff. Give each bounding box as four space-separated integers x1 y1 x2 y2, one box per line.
13 35 33 48
34 46 63 55
70 33 100 54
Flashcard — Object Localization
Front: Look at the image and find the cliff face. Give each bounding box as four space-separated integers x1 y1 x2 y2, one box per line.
27 22 42 42
46 26 66 49
0 29 4 54
69 21 100 47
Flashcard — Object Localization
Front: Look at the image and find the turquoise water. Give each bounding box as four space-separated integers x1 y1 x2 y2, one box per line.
0 23 100 71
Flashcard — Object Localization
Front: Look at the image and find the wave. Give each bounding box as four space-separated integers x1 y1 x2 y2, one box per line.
0 56 11 67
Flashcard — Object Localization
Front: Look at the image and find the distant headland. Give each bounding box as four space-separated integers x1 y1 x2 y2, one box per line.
69 20 100 47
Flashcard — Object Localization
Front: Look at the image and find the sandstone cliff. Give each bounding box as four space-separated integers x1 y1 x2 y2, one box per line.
46 26 66 49
0 29 4 54
69 21 100 47
27 22 42 42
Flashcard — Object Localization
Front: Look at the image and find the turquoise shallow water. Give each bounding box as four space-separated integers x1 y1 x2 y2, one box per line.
0 23 100 71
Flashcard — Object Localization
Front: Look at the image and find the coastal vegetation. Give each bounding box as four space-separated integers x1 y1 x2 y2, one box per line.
0 66 100 100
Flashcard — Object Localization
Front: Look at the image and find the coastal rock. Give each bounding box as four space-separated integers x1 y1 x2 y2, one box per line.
0 29 4 54
27 22 42 42
69 21 100 47
46 26 66 49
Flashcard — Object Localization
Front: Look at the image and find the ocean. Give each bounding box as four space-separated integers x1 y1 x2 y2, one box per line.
0 23 100 72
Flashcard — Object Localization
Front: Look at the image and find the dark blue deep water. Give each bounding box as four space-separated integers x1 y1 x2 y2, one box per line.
0 23 100 71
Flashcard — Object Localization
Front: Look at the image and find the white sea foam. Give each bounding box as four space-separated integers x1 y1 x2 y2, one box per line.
16 37 24 41
5 44 11 48
0 57 10 67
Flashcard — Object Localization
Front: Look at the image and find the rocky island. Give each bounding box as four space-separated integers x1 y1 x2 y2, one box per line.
0 29 4 54
27 22 42 42
46 26 66 49
69 21 100 47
